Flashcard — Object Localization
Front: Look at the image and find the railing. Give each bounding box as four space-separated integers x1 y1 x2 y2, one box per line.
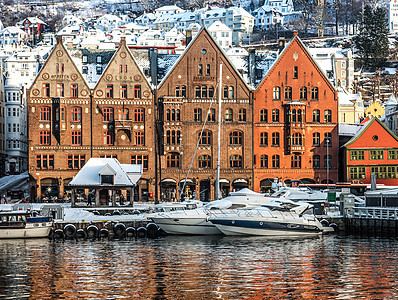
354 207 398 220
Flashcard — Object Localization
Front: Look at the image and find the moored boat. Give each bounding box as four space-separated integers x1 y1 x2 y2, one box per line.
0 211 52 239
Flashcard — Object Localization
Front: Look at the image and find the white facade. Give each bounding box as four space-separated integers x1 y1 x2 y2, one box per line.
390 0 398 33
95 14 123 33
154 5 185 17
252 6 284 29
208 21 233 49
0 63 5 176
0 27 29 47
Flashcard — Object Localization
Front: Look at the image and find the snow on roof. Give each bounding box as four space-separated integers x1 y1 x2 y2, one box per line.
339 123 364 136
338 88 362 106
386 93 398 105
69 158 142 187
342 118 373 146
208 20 232 32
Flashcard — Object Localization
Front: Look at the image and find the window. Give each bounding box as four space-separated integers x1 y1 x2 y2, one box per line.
229 155 242 168
134 85 141 99
120 64 123 73
134 108 144 122
223 86 228 98
207 108 215 122
350 150 365 160
208 86 214 98
291 155 301 168
225 109 233 122
272 155 280 168
120 84 127 98
167 152 180 168
313 155 320 169
199 130 211 145
118 108 129 121
61 107 65 121
324 110 332 123
228 86 234 99
181 86 186 97
40 107 51 121
293 66 298 79
260 132 268 146
369 150 384 160
313 110 320 123
96 56 102 63
260 109 268 122
194 108 202 122
239 109 246 122
36 154 54 170
82 55 88 63
324 133 332 147
324 155 331 169
175 86 181 97
176 109 180 121
313 133 320 146
103 108 114 122
103 131 114 145
82 67 88 74
39 131 50 145
350 167 366 180
70 84 78 98
130 155 149 170
106 85 113 98
100 155 117 159
166 130 181 145
273 86 281 100
260 155 268 168
195 86 201 98
272 109 279 122
272 132 280 146
292 133 302 146
230 131 242 145
101 175 113 184
371 166 397 179
201 86 208 98
284 86 292 99
134 131 145 145
206 64 210 76
166 109 171 121
67 154 85 169
198 64 203 75
71 107 81 122
198 155 211 168
56 83 64 97
42 83 50 97
300 87 307 100
388 149 398 160
311 87 319 100
71 131 81 145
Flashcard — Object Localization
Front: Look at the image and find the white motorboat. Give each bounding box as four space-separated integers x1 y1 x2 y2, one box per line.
151 188 286 235
0 211 53 239
208 200 325 236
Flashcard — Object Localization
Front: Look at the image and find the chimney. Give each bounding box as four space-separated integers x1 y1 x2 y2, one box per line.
186 29 192 46
293 30 298 37
67 41 73 49
120 36 126 46
278 37 285 53
56 35 62 44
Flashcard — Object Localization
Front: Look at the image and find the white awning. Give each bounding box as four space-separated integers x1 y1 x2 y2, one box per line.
162 178 176 184
219 178 229 184
180 179 194 184
233 178 248 184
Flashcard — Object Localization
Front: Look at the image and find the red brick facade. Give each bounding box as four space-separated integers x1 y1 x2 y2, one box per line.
344 117 398 185
252 33 339 192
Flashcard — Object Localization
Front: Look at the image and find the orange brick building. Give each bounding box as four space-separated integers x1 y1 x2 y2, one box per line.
252 32 339 192
343 117 398 185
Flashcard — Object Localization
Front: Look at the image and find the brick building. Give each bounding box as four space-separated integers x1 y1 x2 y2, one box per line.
28 37 155 200
156 27 252 201
252 32 339 192
343 117 398 185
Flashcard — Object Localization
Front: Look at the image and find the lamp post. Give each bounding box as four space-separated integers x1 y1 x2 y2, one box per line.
178 137 182 201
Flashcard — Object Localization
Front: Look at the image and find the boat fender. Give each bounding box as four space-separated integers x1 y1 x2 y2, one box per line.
76 228 87 240
99 228 109 239
54 228 64 240
329 223 339 233
92 211 100 216
113 223 126 238
86 225 99 239
146 223 159 239
64 224 77 239
125 227 136 238
112 210 121 216
320 219 329 227
136 227 147 238
132 210 141 215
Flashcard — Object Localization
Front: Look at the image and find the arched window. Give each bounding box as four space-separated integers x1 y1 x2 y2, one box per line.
272 109 279 122
272 155 280 168
198 155 211 168
175 86 181 97
297 109 302 122
166 152 180 168
209 86 214 98
291 155 301 168
260 155 268 168
284 86 292 99
176 109 180 121
171 109 176 121
194 108 202 122
229 155 242 168
201 86 208 98
166 109 171 121
228 86 234 99
311 87 319 100
206 64 211 76
291 109 297 123
198 64 203 75
225 108 233 122
260 132 268 146
230 131 242 145
313 155 320 169
313 132 320 146
71 107 82 122
260 109 268 122
166 130 171 144
223 86 228 98
300 87 307 100
324 155 332 169
207 108 215 122
239 109 246 122
195 86 201 98
273 86 281 100
313 109 320 123
324 132 332 147
134 108 144 122
199 130 212 145
272 132 280 146
324 110 332 123
181 86 186 98
292 133 302 146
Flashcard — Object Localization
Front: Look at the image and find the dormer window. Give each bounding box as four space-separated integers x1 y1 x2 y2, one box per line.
101 175 114 185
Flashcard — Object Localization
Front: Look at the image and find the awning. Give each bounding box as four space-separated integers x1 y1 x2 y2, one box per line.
219 178 229 184
180 179 194 184
233 178 248 184
162 178 177 184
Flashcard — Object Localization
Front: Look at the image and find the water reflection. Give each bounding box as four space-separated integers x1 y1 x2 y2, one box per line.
0 236 397 299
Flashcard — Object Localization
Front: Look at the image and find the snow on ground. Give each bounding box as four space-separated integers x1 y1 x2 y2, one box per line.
0 172 28 190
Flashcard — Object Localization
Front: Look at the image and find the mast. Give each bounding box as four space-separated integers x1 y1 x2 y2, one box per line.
215 64 222 200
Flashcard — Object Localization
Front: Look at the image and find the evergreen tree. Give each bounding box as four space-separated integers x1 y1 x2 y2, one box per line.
354 5 389 71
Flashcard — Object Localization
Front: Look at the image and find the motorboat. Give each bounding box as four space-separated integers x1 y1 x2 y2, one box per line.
151 199 204 213
0 211 52 238
208 199 325 236
151 188 287 235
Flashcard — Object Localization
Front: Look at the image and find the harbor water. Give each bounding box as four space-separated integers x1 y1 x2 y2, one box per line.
0 235 397 299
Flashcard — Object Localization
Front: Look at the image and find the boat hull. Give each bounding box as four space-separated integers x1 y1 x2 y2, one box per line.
152 217 222 235
0 223 52 239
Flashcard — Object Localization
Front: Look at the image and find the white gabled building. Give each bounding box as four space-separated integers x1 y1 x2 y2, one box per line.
136 30 166 47
154 5 185 17
135 13 156 28
0 26 29 47
252 5 284 29
95 14 123 33
208 21 233 49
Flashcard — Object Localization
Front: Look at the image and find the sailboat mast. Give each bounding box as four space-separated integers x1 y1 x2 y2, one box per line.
215 64 222 200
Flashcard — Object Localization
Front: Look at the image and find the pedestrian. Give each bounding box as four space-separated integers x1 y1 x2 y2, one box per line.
87 193 92 206
3 194 7 204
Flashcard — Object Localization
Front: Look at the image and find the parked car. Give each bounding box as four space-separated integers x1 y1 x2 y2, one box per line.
7 190 24 200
